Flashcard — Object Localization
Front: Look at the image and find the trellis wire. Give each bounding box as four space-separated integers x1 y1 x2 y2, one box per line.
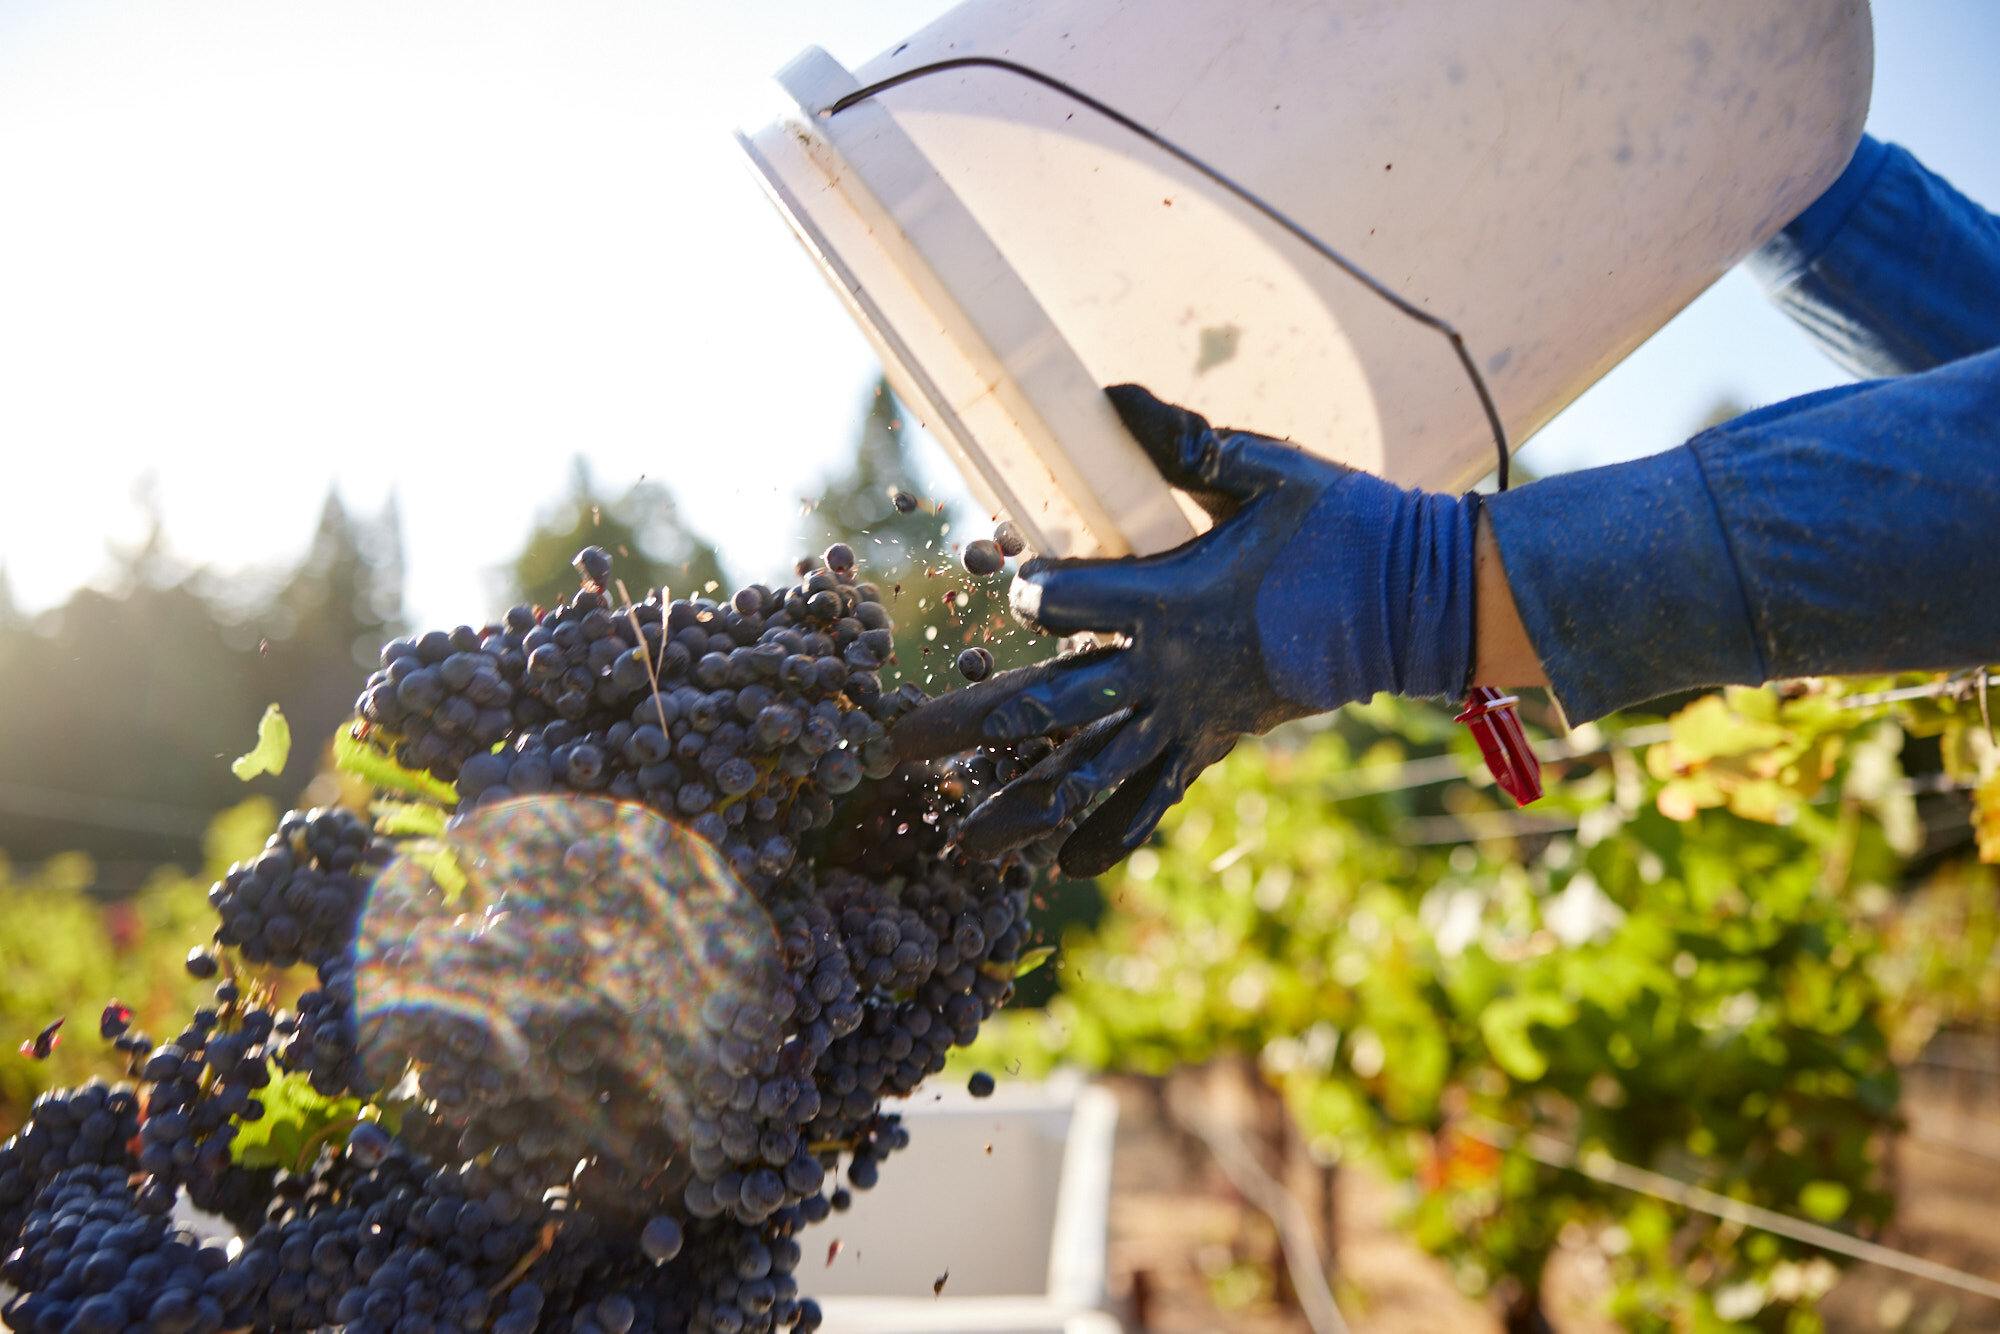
1466 1119 2000 1304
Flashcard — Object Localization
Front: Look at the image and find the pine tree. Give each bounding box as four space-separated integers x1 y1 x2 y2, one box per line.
252 491 406 775
803 380 1043 692
803 380 947 569
510 458 727 610
0 487 409 884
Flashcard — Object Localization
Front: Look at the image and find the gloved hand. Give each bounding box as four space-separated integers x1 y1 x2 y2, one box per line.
893 384 1481 877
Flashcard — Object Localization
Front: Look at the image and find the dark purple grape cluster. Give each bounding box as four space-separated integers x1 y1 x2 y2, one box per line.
237 1145 554 1334
272 953 363 1099
0 1164 237 1334
0 539 1061 1334
130 998 271 1220
208 807 383 969
354 623 521 780
0 1084 140 1246
352 547 922 903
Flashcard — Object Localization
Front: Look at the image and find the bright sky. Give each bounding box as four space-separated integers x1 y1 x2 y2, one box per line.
0 2 1996 629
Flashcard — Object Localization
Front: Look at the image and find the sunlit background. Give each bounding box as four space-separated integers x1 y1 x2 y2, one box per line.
1 11 2000 1330
0 0 1995 627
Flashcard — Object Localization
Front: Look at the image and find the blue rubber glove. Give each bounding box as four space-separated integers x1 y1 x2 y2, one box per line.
894 384 1478 877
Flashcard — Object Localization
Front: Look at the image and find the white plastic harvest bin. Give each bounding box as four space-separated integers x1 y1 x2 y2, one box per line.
811 1071 1119 1334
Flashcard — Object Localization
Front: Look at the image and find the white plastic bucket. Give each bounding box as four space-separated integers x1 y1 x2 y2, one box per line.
811 1073 1120 1334
739 1 1872 560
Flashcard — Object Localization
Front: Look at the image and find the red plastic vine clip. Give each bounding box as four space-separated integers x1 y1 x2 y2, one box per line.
1455 687 1542 806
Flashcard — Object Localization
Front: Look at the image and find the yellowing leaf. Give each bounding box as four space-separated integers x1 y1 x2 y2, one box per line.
1666 695 1785 764
373 800 449 839
1655 778 1718 823
1723 684 1782 725
334 729 459 804
416 845 468 904
1011 944 1058 978
980 945 1058 981
230 704 291 780
1974 769 2000 863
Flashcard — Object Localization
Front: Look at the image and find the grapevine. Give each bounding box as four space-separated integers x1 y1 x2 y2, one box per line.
0 543 1060 1334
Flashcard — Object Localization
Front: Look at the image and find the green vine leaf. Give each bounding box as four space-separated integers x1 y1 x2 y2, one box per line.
1798 1180 1850 1223
411 843 468 904
372 1099 411 1139
374 800 450 839
1010 945 1057 978
231 704 292 781
979 945 1056 981
231 1070 364 1172
335 728 458 804
1477 994 1575 1083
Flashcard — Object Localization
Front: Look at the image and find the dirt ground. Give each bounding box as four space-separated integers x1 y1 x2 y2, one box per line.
1098 1060 2000 1334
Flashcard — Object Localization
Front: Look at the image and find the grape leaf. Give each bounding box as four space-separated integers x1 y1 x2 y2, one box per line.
231 1069 363 1171
374 800 449 838
1975 769 2000 863
1477 994 1574 1082
231 704 292 781
978 945 1056 981
372 1099 411 1138
1010 945 1057 978
335 728 459 804
1798 1180 1850 1222
410 843 468 904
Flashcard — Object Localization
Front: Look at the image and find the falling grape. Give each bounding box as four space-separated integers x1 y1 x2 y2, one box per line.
957 647 995 682
961 539 1005 576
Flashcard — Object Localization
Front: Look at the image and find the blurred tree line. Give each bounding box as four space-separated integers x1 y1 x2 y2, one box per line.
0 374 1092 1125
0 493 406 890
0 378 1049 897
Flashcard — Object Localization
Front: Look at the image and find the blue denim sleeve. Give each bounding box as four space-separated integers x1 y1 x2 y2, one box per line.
1747 136 2000 376
1486 347 2000 721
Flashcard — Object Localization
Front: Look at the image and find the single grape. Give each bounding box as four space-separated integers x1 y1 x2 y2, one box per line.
596 1295 637 1334
993 520 1027 557
573 546 614 585
346 1121 394 1168
961 539 1005 576
892 490 919 514
640 1214 684 1264
98 1002 133 1040
955 647 994 682
968 1071 996 1098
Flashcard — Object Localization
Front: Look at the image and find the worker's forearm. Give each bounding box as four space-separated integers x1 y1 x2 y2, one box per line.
1485 345 2000 722
1471 510 1547 689
1475 137 2000 709
1750 137 2000 378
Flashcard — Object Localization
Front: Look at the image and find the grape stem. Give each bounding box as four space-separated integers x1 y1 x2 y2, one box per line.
614 579 674 742
806 1137 859 1155
487 1220 560 1298
289 1116 362 1175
